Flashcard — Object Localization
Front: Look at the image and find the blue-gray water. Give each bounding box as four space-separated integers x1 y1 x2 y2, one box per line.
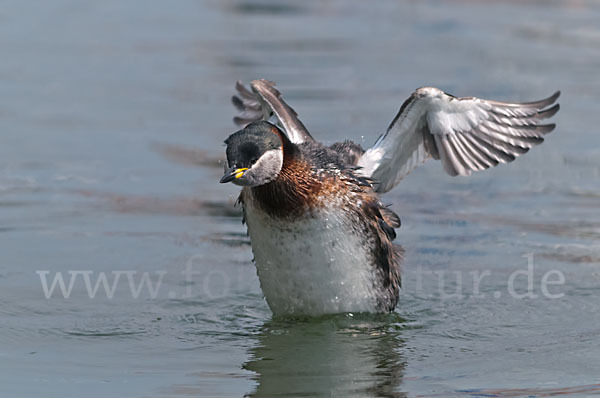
1 1 599 397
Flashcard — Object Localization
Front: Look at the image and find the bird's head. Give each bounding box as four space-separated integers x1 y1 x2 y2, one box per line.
220 121 284 187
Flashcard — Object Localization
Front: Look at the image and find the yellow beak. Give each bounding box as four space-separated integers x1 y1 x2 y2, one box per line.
234 168 248 179
220 167 248 183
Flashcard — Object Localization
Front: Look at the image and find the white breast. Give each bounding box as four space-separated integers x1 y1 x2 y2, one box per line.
243 195 380 316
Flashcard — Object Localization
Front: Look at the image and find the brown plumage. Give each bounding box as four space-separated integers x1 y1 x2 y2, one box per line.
248 150 321 219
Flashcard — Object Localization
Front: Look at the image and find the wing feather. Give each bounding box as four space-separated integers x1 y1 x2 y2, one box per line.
357 87 560 192
231 79 315 144
448 134 485 171
455 133 496 169
443 134 471 176
465 132 516 163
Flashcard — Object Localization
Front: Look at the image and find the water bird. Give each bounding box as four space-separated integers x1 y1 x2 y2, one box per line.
220 79 560 316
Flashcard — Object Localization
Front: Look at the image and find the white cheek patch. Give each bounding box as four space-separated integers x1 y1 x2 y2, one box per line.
249 148 284 183
255 148 283 169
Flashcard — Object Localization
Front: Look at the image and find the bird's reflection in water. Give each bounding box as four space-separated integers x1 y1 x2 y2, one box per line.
244 313 407 397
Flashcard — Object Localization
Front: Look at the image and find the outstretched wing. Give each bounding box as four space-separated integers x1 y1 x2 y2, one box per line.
231 79 315 144
357 87 560 193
